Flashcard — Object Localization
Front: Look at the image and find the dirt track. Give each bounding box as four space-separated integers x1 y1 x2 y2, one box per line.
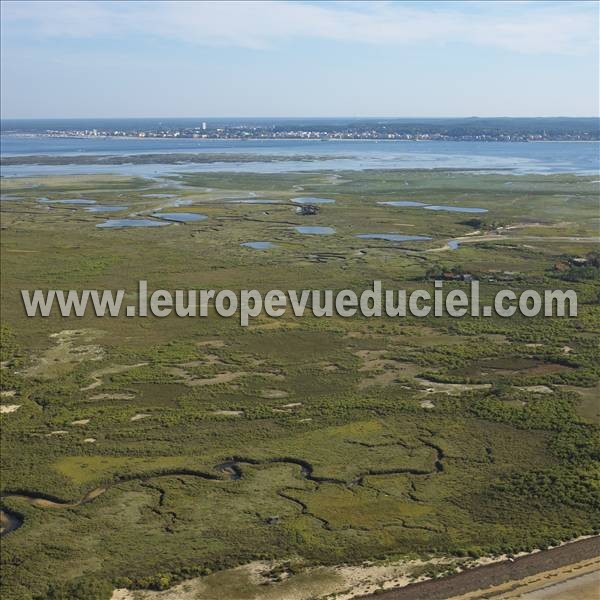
359 536 600 600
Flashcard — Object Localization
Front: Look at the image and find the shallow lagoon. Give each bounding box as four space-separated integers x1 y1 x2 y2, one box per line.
292 197 336 205
378 200 487 213
151 212 208 223
85 205 128 213
241 241 276 249
377 200 427 207
38 198 96 205
3 138 598 177
295 226 336 235
356 233 432 242
96 219 170 228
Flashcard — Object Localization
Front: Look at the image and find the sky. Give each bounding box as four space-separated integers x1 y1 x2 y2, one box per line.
1 0 599 119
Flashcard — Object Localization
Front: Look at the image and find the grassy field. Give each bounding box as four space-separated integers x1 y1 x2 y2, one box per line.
0 169 599 599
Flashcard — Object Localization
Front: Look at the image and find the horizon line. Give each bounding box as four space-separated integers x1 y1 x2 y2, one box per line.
2 115 599 121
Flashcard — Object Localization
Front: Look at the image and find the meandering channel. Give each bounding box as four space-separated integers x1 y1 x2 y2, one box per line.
0 446 444 536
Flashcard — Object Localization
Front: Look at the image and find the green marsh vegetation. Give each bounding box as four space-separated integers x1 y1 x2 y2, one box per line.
0 170 598 599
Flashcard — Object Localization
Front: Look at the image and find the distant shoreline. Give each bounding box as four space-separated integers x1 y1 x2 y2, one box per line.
2 133 599 143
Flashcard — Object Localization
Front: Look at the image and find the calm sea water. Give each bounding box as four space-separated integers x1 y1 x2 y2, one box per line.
1 135 598 177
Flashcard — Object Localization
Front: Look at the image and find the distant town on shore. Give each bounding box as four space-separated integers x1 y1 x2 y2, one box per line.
2 117 599 142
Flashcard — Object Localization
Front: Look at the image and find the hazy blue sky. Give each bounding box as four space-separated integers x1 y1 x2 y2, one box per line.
1 0 598 118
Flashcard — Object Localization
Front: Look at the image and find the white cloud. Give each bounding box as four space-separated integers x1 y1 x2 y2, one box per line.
2 0 598 55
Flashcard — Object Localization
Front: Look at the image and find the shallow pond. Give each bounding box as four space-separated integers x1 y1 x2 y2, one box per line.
0 510 23 536
378 200 487 213
38 198 96 205
448 240 461 250
96 219 170 228
356 233 432 242
294 226 336 235
151 212 208 223
424 205 488 213
241 241 276 249
292 197 336 204
377 200 427 207
85 205 128 213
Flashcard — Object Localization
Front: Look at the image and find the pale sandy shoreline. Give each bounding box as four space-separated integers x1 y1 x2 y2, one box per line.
110 536 600 600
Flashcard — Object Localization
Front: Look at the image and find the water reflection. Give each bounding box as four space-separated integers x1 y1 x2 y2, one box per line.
151 212 208 222
38 198 96 205
241 241 275 249
377 200 427 207
424 205 488 213
96 219 170 228
85 205 128 213
294 226 336 235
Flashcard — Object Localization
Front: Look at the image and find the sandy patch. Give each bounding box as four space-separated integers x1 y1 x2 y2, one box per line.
416 378 492 395
261 389 289 399
111 592 135 600
130 413 150 421
0 390 16 398
517 385 553 394
83 438 97 443
209 410 244 417
110 557 459 600
112 538 600 600
420 399 435 409
70 419 91 426
46 430 68 436
0 404 21 414
25 329 105 380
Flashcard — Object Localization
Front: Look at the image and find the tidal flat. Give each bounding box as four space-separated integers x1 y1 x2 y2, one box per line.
0 169 599 600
